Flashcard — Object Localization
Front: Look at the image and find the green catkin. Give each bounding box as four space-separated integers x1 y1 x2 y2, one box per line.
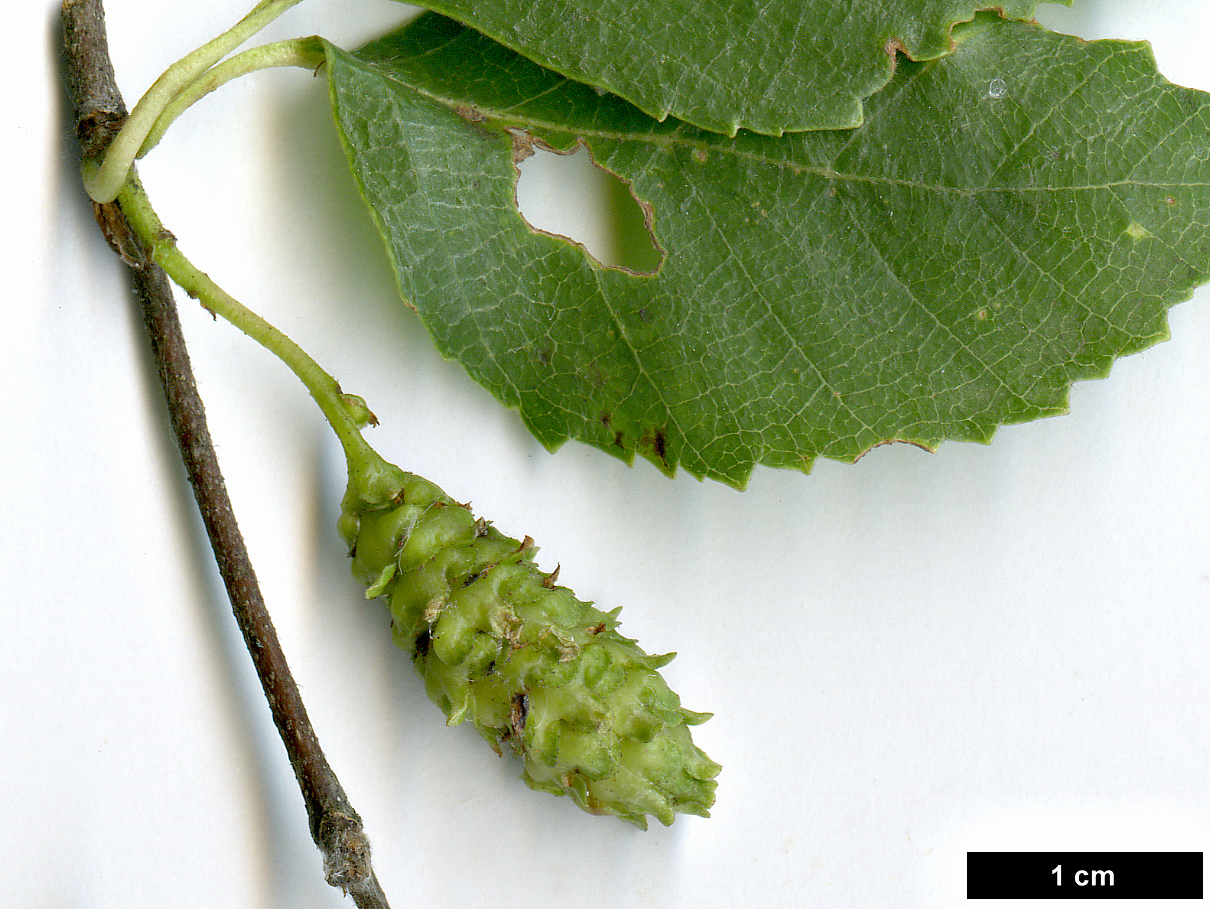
339 463 720 828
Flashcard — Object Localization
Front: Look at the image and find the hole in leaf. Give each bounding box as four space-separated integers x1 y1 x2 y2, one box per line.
514 140 663 275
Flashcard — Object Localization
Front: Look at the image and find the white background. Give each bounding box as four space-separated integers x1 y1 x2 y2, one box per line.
8 1 1209 906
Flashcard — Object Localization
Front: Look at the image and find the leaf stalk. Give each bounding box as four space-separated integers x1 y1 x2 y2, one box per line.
85 0 307 203
139 35 328 156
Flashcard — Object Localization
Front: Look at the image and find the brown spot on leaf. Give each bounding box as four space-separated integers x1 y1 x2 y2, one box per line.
455 105 488 124
510 128 535 164
883 37 907 74
853 438 937 462
639 427 671 469
580 361 608 389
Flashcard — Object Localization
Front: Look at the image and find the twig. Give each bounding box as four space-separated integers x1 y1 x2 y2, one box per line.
62 2 391 906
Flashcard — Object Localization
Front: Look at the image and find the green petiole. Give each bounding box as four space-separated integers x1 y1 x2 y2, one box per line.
85 0 307 204
138 36 327 157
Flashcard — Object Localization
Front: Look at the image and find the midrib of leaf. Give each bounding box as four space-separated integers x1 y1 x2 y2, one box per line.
365 57 1210 200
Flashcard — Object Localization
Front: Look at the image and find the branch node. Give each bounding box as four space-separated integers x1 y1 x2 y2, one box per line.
320 809 373 892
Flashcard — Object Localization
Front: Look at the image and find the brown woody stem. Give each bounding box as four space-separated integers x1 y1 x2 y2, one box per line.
62 2 391 906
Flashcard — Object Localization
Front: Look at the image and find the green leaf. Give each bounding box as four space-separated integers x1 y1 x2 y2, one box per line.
325 13 1210 488
402 0 1060 135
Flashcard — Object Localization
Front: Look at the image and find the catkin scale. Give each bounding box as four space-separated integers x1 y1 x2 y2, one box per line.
341 467 719 827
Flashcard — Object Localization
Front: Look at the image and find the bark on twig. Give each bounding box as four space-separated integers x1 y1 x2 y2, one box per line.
62 2 391 906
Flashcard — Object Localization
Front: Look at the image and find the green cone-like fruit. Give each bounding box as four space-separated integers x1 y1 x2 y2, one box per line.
339 462 719 828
